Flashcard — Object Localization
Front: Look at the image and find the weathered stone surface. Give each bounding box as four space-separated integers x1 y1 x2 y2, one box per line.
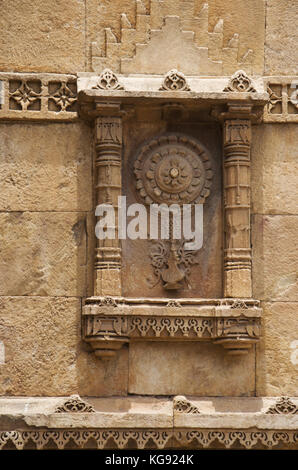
256 302 298 397
88 0 264 74
252 215 298 301
0 123 92 212
128 342 255 396
0 296 80 396
77 346 129 397
0 212 92 297
0 0 85 73
265 0 298 75
251 124 298 216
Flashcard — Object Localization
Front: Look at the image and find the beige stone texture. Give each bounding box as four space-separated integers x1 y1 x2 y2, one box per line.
265 0 298 75
0 123 92 212
252 215 298 302
256 302 298 397
88 0 264 74
207 0 265 74
251 124 298 216
0 0 86 73
0 296 80 396
77 345 129 397
0 296 129 397
128 342 255 396
0 212 93 297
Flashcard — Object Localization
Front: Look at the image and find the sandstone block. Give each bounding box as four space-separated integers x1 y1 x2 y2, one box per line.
0 212 92 297
0 123 92 212
252 215 298 301
251 124 298 216
265 0 298 75
0 0 85 73
256 302 298 396
128 341 255 396
0 296 80 396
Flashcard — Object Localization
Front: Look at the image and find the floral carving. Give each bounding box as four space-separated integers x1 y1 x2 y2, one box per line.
134 135 213 205
223 70 256 93
48 81 77 111
173 396 200 414
160 70 190 91
55 395 95 413
230 300 249 309
96 296 119 307
148 239 199 290
166 300 182 308
93 69 124 90
9 80 41 110
0 429 296 450
267 85 282 113
266 397 298 415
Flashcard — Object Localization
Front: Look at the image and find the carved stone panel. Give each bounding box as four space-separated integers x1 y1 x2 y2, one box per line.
121 121 222 298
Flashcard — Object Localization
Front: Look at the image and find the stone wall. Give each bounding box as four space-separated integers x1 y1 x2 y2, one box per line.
0 0 297 404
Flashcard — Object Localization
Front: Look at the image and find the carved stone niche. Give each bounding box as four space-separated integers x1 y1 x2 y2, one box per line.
77 70 268 359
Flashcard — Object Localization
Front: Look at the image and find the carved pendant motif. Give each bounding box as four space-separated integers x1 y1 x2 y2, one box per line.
148 238 199 290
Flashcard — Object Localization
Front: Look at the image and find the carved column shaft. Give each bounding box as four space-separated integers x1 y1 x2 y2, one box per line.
223 114 252 298
94 114 122 296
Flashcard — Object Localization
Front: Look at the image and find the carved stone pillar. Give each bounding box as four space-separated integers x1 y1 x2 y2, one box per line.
94 105 122 296
222 104 252 298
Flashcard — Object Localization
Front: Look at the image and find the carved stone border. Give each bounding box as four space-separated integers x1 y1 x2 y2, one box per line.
0 72 78 120
263 76 298 122
0 429 296 450
82 297 261 357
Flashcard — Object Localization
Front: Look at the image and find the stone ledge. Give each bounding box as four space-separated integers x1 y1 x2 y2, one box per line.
0 396 297 449
82 297 262 358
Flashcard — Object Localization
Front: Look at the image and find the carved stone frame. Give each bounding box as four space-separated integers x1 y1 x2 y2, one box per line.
77 72 268 359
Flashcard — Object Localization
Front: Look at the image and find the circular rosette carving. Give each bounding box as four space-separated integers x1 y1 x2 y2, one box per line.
134 134 213 205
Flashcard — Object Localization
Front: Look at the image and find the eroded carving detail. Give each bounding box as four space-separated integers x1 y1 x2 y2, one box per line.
176 430 297 450
91 1 254 75
96 296 119 307
223 70 256 93
159 70 190 91
95 113 123 296
230 300 249 309
84 314 214 339
166 300 182 308
266 397 298 415
173 396 200 414
264 79 298 122
134 134 213 205
222 112 252 298
0 73 78 120
48 81 77 111
92 69 124 90
149 239 199 290
55 395 95 413
0 429 296 450
9 80 41 110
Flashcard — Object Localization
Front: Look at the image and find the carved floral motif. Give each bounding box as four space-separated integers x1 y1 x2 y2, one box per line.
159 70 190 91
223 70 256 93
0 429 296 450
149 239 199 290
93 69 124 90
134 135 213 205
48 81 77 111
173 396 200 414
266 397 298 415
55 395 95 413
9 80 41 110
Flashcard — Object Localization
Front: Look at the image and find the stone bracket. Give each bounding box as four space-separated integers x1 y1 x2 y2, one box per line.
82 297 262 358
